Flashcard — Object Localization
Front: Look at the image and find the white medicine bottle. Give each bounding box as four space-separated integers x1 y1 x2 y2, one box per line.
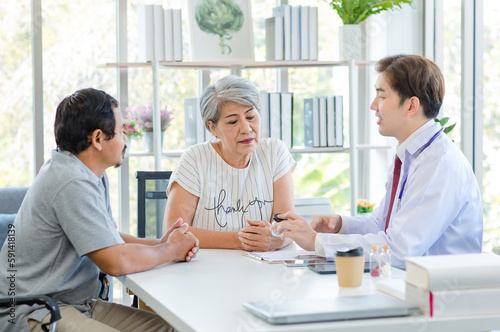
380 245 392 277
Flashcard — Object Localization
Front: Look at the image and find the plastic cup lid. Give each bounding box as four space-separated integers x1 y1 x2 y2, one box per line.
335 247 364 257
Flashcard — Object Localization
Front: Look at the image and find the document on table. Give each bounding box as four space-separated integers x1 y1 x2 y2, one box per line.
243 249 322 263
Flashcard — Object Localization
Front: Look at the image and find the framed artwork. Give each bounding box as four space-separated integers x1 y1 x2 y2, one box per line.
188 0 254 62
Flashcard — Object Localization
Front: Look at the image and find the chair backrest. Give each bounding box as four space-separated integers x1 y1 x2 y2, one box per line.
136 171 172 238
0 186 29 214
0 187 29 248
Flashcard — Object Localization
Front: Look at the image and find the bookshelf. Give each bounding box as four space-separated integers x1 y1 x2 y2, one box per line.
109 1 389 238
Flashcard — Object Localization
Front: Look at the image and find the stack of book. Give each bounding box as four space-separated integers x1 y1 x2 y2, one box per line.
137 4 183 62
404 254 500 317
259 92 293 149
304 96 343 148
265 5 318 61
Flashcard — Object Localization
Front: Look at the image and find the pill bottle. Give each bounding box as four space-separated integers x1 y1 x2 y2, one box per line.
369 245 380 277
380 245 392 277
271 213 284 237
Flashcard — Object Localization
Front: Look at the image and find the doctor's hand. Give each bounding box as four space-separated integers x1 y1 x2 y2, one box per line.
272 212 316 251
161 218 199 262
311 214 342 234
239 219 290 252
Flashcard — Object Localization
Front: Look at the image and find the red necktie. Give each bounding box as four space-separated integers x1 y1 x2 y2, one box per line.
385 156 402 232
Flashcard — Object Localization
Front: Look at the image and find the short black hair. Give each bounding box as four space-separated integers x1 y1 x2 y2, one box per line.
54 88 119 154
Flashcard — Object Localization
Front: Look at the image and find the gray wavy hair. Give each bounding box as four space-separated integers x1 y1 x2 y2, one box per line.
200 75 261 130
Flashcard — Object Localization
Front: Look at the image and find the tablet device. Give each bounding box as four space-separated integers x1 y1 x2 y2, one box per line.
283 259 328 267
242 294 419 325
308 262 370 274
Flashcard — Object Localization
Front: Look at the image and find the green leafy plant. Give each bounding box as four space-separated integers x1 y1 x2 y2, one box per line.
195 0 244 55
434 117 456 135
324 0 414 25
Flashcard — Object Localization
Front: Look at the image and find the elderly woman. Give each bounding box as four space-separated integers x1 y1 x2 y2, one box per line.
162 75 296 251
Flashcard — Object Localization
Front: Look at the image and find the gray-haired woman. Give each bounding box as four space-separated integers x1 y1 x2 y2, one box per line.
162 75 296 251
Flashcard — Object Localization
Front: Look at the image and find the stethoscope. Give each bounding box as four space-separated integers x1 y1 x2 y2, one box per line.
396 127 444 211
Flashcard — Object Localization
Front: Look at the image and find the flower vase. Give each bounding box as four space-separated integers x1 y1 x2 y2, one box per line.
339 24 362 61
144 131 165 152
125 137 133 153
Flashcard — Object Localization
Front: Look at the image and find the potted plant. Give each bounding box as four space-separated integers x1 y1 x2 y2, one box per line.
127 103 174 152
323 0 414 60
123 118 142 152
357 199 375 214
434 117 456 135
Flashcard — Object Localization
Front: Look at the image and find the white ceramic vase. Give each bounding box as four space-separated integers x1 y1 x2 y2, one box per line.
339 24 362 61
144 131 165 152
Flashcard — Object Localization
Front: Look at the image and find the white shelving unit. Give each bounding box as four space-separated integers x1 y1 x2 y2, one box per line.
110 1 388 239
107 59 374 220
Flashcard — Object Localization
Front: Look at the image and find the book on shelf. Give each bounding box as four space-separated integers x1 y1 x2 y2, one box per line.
163 8 174 61
312 97 320 147
172 9 183 61
405 282 500 317
319 96 327 147
269 92 281 140
153 5 165 61
184 97 204 148
259 92 270 139
137 4 154 62
281 92 293 149
299 6 309 60
272 5 291 61
326 96 336 147
405 253 500 291
290 5 300 61
303 98 314 147
309 6 318 61
265 17 283 61
334 96 344 147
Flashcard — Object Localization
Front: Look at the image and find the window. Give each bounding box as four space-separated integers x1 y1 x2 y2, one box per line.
482 0 500 254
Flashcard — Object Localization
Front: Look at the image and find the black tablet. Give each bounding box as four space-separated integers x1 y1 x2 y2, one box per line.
308 262 370 274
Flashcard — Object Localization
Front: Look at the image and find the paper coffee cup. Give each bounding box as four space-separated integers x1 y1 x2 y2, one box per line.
335 247 365 288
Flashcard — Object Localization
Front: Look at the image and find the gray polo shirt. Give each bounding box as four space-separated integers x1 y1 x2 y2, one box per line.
0 149 124 330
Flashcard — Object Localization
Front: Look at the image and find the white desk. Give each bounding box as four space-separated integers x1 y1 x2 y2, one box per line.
120 249 500 332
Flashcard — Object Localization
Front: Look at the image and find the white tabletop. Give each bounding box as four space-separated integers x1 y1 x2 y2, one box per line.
120 248 500 332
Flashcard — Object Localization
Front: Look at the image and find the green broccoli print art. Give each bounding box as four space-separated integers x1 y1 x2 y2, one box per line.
195 0 244 55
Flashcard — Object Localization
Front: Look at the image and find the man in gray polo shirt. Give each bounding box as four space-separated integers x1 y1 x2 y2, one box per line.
0 88 199 332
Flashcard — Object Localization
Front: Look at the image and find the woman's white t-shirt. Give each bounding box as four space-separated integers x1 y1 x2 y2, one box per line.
167 138 296 232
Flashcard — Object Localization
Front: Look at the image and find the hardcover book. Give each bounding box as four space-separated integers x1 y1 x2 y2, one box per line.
259 92 270 139
405 282 500 317
269 92 281 140
164 8 174 61
303 98 314 147
334 96 344 146
405 253 500 291
173 9 183 61
138 4 154 62
153 5 165 61
281 92 293 149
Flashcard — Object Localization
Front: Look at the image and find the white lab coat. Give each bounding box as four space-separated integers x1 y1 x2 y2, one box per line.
317 121 483 269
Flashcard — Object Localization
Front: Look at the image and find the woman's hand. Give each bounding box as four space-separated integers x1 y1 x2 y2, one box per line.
272 212 316 251
238 219 288 251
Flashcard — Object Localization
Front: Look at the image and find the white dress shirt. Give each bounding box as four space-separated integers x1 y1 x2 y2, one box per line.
315 120 483 268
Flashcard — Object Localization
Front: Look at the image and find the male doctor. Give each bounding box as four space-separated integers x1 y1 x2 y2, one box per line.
274 54 483 268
